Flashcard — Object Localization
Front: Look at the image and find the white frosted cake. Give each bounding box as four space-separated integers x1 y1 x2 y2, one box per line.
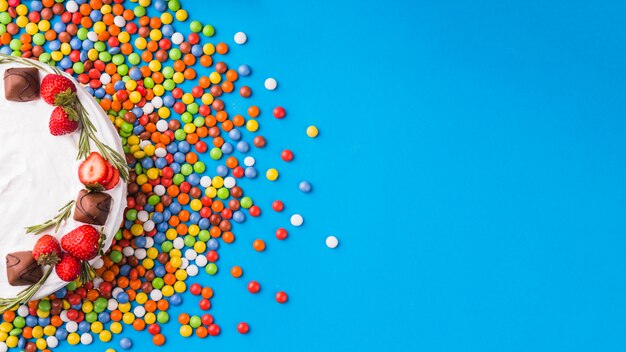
0 56 127 304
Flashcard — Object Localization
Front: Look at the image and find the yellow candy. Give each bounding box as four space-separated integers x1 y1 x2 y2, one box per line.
43 325 56 336
122 312 135 324
110 322 123 334
150 29 163 41
36 309 50 318
67 332 80 345
306 125 319 137
60 43 71 55
118 302 131 313
93 21 106 34
158 107 170 118
190 199 202 212
0 332 6 342
193 241 206 254
169 249 182 258
50 51 63 62
62 300 70 309
170 256 182 269
125 79 137 91
153 84 165 96
82 301 93 313
161 285 174 297
181 93 194 105
6 336 18 348
174 280 186 293
246 119 259 132
130 224 144 236
91 321 104 334
144 312 156 325
129 91 142 103
209 71 221 84
38 20 50 32
135 292 148 305
133 151 146 159
127 135 140 146
15 4 27 15
205 187 217 198
142 258 154 269
212 176 224 188
203 43 215 55
32 326 43 338
188 224 200 236
138 0 151 6
136 174 148 185
149 60 162 72
146 247 158 259
36 338 47 350
175 9 188 21
172 72 185 84
129 145 141 154
179 324 193 337
25 22 38 35
166 229 177 241
160 12 173 24
88 49 99 61
175 269 187 281
16 15 28 28
0 323 11 333
201 93 214 105
118 31 131 43
143 144 156 156
184 123 196 134
100 4 111 14
0 1 7 12
147 168 160 180
266 168 279 181
135 37 147 50
99 330 112 342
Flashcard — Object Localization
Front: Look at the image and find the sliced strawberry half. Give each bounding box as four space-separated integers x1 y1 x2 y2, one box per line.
101 162 115 186
104 167 120 190
78 152 108 187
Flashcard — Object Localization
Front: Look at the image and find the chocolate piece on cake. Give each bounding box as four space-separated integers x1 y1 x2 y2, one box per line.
4 67 40 102
73 189 112 225
6 251 43 286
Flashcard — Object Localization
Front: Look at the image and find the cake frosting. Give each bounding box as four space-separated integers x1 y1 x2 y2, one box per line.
0 61 127 300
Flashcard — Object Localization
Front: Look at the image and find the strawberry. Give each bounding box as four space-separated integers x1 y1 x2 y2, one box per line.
102 162 115 186
78 152 109 188
104 167 120 190
32 234 61 265
40 74 76 105
61 225 102 261
55 253 81 282
49 106 79 136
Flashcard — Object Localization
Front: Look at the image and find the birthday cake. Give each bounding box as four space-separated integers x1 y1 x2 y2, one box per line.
0 55 127 308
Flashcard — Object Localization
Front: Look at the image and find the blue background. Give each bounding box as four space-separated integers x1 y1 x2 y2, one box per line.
64 0 626 351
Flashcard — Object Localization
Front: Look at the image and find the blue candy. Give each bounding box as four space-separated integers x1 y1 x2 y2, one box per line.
238 64 251 76
221 142 234 155
207 238 219 250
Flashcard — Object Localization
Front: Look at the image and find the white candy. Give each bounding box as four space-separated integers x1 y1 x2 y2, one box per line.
46 336 59 348
173 237 184 249
134 248 147 260
290 214 304 227
81 333 93 345
180 258 189 269
244 156 255 166
111 288 123 298
200 176 212 187
17 305 28 317
223 176 236 188
60 311 69 322
156 120 168 132
145 237 154 248
92 277 104 289
154 184 166 196
134 306 146 318
87 32 98 42
137 210 149 222
65 1 78 13
142 103 154 114
100 73 111 85
185 249 197 260
143 220 155 232
92 257 104 269
326 236 339 248
122 247 134 257
150 289 163 301
113 16 126 27
264 78 277 90
172 32 184 44
186 264 199 276
234 31 247 44
155 147 167 158
195 255 207 267
0 342 7 352
152 96 163 108
139 140 152 149
66 321 78 333
107 299 118 311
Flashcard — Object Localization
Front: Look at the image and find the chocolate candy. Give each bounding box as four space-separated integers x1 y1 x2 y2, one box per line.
6 251 43 286
73 189 112 225
4 67 40 102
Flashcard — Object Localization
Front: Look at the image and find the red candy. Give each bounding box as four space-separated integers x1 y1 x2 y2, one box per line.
273 106 286 119
247 281 260 294
272 200 284 212
275 291 288 304
237 322 249 334
281 149 294 161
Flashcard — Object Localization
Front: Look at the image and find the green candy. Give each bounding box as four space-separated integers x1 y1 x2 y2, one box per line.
126 209 138 221
186 103 199 114
148 195 160 206
163 79 175 91
115 229 123 240
172 174 185 185
94 41 106 52
128 53 140 65
162 66 174 78
39 53 51 63
72 62 84 74
77 28 89 40
0 24 5 35
119 129 132 138
168 0 181 11
32 33 45 46
161 241 173 253
143 77 155 88
121 122 134 133
133 6 146 17
117 64 129 76
134 163 143 175
112 54 125 66
38 300 51 312
189 316 202 329
183 235 196 247
9 39 21 51
98 52 112 62
240 196 253 209
152 277 164 289
202 24 215 37
94 297 108 313
217 188 229 200
12 317 25 328
193 116 205 127
174 129 186 141
168 48 181 61
209 148 222 160
181 163 193 176
9 328 22 336
157 311 169 323
193 162 205 174
109 250 123 263
198 230 210 242
190 21 202 33
0 12 11 25
85 312 98 323
181 112 193 124
205 263 218 275
65 281 77 291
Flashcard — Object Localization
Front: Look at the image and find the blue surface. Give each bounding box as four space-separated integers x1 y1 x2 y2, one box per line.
61 0 626 351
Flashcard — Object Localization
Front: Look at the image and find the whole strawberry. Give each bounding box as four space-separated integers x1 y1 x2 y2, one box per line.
55 253 81 282
61 225 102 261
40 74 76 105
49 106 79 136
32 234 61 265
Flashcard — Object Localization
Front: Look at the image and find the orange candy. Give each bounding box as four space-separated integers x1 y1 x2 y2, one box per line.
253 239 266 251
216 42 229 54
230 266 243 278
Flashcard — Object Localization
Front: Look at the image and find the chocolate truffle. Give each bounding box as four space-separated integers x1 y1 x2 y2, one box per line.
4 67 40 102
6 251 43 286
73 190 112 225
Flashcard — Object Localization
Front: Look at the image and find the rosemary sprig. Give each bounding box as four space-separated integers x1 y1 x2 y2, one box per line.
0 266 53 313
25 200 75 235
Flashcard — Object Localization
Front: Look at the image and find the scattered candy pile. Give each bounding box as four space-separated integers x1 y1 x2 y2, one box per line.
0 0 332 351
